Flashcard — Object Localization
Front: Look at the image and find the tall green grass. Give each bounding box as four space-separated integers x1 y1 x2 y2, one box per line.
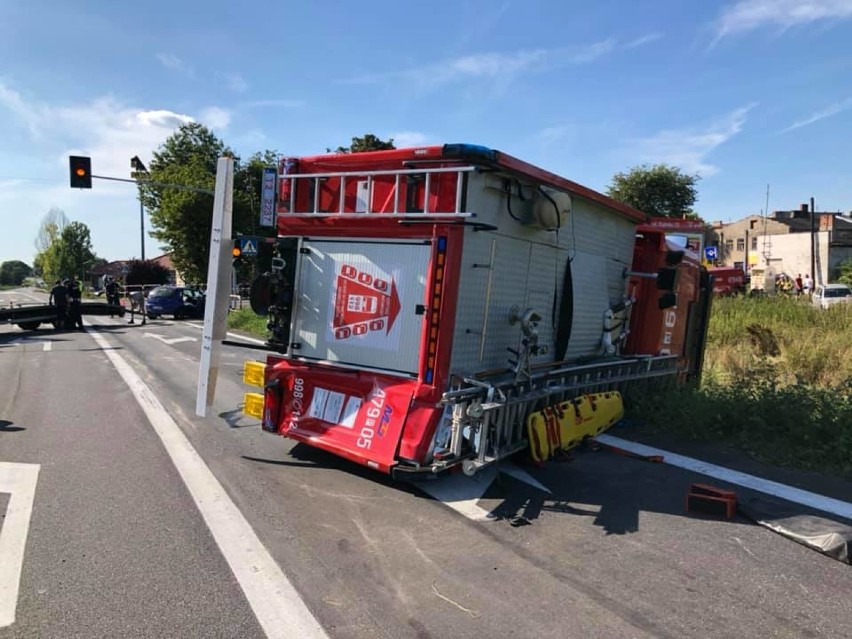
632 296 852 479
227 308 269 336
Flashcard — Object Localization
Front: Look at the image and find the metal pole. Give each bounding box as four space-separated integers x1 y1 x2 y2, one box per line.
810 197 816 285
140 198 145 261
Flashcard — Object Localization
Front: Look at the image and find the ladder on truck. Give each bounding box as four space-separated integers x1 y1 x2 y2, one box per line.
435 355 681 476
279 165 478 218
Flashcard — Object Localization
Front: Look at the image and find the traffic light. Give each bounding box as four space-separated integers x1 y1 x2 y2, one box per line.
232 242 243 268
69 156 92 189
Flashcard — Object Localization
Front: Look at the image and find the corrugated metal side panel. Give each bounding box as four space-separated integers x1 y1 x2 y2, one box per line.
448 233 494 374
293 239 430 376
448 175 636 369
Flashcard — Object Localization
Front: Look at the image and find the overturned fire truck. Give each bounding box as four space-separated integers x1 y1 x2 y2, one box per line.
238 144 712 478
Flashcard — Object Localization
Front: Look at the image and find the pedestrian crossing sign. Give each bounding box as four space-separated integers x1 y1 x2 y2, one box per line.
240 238 258 256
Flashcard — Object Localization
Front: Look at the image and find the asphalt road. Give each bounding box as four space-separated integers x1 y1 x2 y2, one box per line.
1 286 851 638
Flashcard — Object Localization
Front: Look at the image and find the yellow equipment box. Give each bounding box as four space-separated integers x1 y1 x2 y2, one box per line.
527 392 624 463
243 392 264 419
243 360 266 388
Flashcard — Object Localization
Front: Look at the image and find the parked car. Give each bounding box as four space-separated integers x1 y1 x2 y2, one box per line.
145 286 205 319
812 283 852 309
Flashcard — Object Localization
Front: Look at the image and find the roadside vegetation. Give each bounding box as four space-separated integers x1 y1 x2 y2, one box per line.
630 295 852 479
227 307 267 336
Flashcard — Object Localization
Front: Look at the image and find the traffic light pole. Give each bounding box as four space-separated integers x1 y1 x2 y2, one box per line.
91 174 215 195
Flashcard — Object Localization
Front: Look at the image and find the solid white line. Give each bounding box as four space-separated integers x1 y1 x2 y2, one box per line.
185 322 268 345
87 328 327 639
0 462 40 628
596 434 852 521
418 467 496 521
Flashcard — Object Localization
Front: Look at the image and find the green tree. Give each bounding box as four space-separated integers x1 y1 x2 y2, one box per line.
56 221 98 280
32 208 69 283
330 133 395 154
606 164 700 218
125 260 171 286
142 122 279 283
834 258 852 287
0 260 33 286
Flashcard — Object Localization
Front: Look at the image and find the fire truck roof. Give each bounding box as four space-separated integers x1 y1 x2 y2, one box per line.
293 143 648 223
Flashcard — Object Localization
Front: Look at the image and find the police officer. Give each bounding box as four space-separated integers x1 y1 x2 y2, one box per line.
48 279 68 329
67 276 84 329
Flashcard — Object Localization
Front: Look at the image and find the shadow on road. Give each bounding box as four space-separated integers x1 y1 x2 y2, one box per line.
0 419 25 432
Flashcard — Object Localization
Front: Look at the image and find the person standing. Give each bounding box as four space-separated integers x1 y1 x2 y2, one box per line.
104 276 122 317
795 274 803 297
803 274 813 297
67 276 84 329
48 279 68 329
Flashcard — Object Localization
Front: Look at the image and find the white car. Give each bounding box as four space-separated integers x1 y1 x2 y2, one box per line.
812 283 852 309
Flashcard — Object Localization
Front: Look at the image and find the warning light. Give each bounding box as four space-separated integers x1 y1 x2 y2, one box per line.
232 246 242 257
232 242 243 268
69 156 92 189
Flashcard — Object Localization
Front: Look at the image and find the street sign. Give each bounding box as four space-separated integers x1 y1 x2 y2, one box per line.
260 167 277 227
240 238 258 256
704 246 718 261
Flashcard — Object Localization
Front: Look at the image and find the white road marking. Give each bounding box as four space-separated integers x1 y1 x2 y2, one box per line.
597 434 852 520
185 322 268 345
42 342 51 352
142 332 197 346
87 328 328 639
418 462 550 521
0 462 40 628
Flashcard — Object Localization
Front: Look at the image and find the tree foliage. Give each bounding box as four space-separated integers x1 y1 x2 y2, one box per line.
0 260 33 286
606 164 700 218
834 258 852 287
125 260 171 286
330 133 395 154
141 122 279 283
32 209 98 284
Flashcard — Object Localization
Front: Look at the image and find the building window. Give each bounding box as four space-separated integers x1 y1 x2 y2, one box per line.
751 237 758 250
736 238 745 251
725 240 734 253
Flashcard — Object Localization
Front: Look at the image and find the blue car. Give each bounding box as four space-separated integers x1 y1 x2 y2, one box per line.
145 286 205 320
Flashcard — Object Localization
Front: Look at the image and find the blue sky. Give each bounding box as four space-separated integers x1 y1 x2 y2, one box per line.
1 0 852 266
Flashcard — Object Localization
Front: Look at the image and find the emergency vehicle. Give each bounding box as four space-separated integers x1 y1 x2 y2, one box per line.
239 144 712 478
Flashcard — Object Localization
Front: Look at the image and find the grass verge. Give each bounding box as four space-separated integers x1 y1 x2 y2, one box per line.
631 296 852 480
227 307 268 337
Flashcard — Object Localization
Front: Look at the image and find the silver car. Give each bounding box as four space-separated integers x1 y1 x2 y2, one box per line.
812 283 852 309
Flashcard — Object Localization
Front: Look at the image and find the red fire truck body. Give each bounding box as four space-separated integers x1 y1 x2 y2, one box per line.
243 144 711 478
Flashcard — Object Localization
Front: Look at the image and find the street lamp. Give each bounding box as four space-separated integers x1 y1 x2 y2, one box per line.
131 156 148 261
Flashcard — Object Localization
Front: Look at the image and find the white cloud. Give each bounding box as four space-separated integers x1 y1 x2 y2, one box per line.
389 131 433 148
535 125 574 146
241 99 305 108
781 97 852 132
624 104 756 177
198 106 231 130
714 0 852 39
225 73 248 93
340 35 657 89
155 52 192 75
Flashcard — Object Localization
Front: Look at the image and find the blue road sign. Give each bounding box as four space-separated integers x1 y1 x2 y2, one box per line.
241 238 258 256
704 246 718 261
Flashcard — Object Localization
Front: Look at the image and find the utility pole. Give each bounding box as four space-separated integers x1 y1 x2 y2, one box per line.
131 156 149 261
810 196 816 284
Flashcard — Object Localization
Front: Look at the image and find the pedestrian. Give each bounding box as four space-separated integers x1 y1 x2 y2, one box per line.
104 276 122 317
128 289 146 325
67 276 84 329
803 274 813 297
795 274 803 297
48 279 68 329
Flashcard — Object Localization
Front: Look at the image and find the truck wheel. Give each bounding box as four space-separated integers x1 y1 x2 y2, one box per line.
18 321 40 331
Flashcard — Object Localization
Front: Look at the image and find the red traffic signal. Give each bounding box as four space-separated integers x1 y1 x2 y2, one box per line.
69 156 92 189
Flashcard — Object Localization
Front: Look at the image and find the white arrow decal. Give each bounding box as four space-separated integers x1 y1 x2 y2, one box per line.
143 332 197 345
0 462 40 628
